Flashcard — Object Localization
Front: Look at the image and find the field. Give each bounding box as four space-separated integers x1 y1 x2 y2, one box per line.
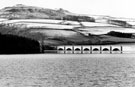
79 27 135 35
1 19 135 45
0 19 117 27
1 19 135 35
0 54 135 87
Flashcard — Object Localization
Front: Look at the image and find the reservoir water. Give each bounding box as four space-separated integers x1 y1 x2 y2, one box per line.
0 54 135 87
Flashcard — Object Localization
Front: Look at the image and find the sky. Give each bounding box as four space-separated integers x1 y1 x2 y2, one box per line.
1 0 135 18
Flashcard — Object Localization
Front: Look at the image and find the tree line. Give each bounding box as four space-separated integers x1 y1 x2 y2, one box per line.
0 33 41 54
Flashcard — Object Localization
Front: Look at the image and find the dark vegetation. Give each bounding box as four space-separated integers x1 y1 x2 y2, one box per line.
43 45 57 50
0 23 60 53
106 31 134 38
63 15 95 22
0 33 40 54
108 20 132 28
0 24 44 54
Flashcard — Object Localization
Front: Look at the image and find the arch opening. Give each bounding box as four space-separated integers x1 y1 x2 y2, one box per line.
93 48 99 51
113 48 120 51
66 48 72 51
75 48 81 51
103 48 109 51
58 48 64 51
84 48 89 51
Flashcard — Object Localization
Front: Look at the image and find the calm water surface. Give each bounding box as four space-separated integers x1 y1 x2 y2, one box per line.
0 54 135 87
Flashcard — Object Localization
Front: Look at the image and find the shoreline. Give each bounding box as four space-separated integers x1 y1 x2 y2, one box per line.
0 53 134 59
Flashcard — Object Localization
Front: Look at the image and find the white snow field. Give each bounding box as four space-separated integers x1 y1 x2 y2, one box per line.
0 54 135 87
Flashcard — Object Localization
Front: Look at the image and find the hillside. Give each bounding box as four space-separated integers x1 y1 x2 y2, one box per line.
0 4 67 19
0 4 135 46
0 4 95 22
0 23 102 45
0 33 40 54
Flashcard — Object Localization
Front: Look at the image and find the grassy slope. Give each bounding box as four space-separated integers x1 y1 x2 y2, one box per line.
1 19 135 45
29 28 101 45
99 35 135 43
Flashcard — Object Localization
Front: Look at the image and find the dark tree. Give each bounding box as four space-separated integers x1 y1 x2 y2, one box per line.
0 33 40 54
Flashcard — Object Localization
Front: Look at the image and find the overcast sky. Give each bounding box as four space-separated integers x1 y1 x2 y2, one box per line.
1 0 135 18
